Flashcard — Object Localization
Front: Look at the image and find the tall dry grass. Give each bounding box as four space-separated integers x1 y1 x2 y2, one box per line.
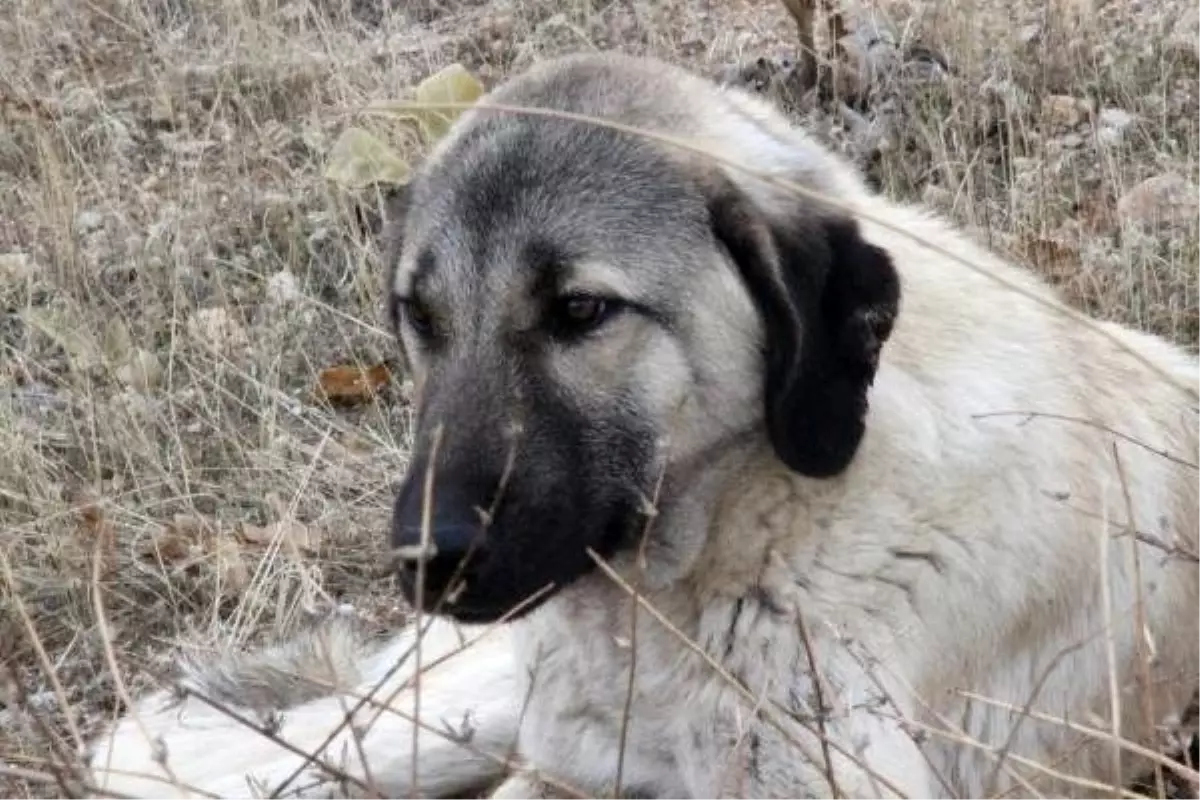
0 0 1196 796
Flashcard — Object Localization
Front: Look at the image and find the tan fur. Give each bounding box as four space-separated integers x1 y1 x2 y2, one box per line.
87 52 1198 799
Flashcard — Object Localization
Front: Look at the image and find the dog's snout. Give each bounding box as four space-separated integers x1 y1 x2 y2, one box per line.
390 468 491 606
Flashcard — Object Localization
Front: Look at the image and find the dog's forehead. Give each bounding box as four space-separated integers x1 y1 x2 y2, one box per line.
397 117 711 305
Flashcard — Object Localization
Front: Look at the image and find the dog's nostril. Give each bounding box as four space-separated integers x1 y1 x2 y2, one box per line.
392 539 440 565
391 522 484 570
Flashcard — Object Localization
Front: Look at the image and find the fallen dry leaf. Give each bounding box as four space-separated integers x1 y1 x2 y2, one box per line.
141 513 217 566
212 537 250 594
140 513 251 595
74 492 117 580
238 519 322 555
314 362 392 406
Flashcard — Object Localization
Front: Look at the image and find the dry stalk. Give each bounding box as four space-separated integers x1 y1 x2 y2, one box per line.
585 549 913 798
1113 443 1167 799
957 691 1200 787
1099 482 1125 789
0 552 85 754
795 608 842 798
89 530 192 797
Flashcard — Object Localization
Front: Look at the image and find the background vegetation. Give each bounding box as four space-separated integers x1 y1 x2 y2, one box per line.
1 0 1196 795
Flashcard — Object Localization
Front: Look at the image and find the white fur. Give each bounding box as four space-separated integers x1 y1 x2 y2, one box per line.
87 619 521 798
87 53 1199 799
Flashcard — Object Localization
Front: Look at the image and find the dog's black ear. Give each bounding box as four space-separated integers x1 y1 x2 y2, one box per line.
708 189 901 478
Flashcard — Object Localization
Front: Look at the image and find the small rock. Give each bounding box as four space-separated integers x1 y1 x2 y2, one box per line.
265 270 301 306
75 210 105 234
187 307 249 352
1098 108 1137 131
1097 108 1138 146
1041 95 1085 129
1117 173 1200 231
0 252 37 285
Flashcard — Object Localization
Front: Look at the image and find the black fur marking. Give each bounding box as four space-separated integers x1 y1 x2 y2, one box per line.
391 375 653 624
748 731 763 782
724 596 745 659
707 189 901 478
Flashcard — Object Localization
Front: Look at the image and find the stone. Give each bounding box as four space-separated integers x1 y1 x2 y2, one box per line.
1117 172 1199 231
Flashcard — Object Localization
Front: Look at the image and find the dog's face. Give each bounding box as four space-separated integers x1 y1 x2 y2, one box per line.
381 57 901 624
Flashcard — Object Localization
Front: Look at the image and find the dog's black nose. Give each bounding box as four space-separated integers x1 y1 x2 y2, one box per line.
390 470 489 606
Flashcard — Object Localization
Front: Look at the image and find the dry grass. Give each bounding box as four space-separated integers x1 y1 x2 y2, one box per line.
0 0 1196 797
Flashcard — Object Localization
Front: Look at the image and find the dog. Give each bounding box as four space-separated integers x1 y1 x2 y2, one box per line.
85 51 1199 799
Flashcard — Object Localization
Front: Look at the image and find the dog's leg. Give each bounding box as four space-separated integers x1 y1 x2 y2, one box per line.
86 617 522 799
487 767 551 799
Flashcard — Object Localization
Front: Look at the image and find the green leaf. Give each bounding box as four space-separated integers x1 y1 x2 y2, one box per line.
411 63 485 144
323 127 411 189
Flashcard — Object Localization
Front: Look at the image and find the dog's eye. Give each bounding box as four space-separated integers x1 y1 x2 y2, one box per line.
552 294 622 338
400 298 435 337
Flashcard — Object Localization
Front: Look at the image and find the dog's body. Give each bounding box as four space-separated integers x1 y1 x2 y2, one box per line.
87 52 1199 799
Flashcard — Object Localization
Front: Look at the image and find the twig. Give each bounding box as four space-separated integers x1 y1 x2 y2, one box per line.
585 549 913 798
0 658 83 799
0 763 135 800
182 688 375 796
981 636 1093 795
0 551 86 754
956 691 1200 787
1040 490 1200 564
409 421 444 798
1113 443 1166 799
971 411 1198 471
870 708 1147 798
88 509 192 798
1099 482 1124 790
613 447 669 798
795 609 841 798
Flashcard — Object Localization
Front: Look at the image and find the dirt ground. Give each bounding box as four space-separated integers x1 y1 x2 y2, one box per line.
0 0 1197 797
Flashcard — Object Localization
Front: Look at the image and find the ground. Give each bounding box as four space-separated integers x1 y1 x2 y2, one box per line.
0 0 1197 797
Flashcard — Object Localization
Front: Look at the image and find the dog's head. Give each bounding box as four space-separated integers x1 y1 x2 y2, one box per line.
381 53 901 623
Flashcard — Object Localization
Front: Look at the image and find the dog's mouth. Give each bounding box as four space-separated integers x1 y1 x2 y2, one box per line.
390 545 561 625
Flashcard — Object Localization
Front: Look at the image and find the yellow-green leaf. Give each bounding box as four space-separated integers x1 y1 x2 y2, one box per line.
324 126 411 189
412 63 485 143
23 308 102 372
100 316 132 365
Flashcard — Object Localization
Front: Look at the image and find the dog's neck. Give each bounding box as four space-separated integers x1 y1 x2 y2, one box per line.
600 429 814 594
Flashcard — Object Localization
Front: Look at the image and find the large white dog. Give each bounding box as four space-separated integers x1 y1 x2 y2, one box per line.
86 51 1199 799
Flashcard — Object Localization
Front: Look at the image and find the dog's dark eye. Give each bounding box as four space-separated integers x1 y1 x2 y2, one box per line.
552 294 622 338
400 298 435 337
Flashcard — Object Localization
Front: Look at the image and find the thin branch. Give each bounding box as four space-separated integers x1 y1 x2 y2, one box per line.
971 411 1198 471
795 609 841 798
585 549 913 799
